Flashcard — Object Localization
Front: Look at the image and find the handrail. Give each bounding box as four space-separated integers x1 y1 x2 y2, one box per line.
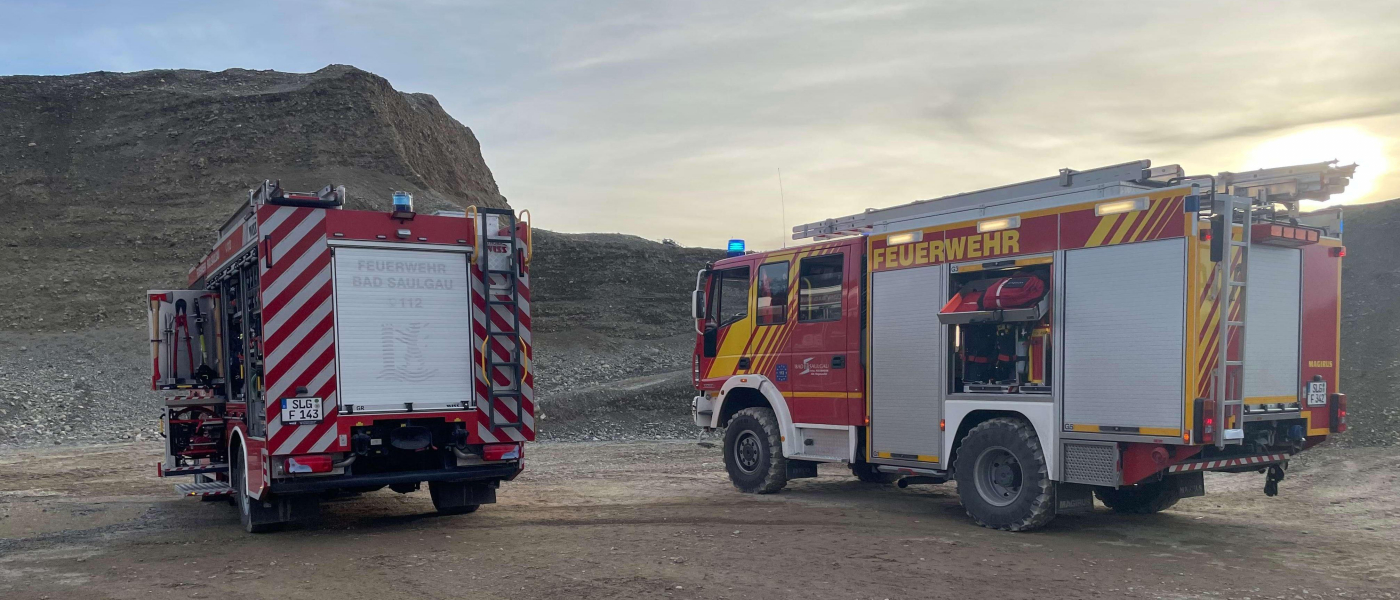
693 268 707 335
465 205 479 263
518 209 533 266
480 337 490 383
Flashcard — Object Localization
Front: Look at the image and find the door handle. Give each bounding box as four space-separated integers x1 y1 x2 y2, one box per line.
738 357 751 370
831 355 845 368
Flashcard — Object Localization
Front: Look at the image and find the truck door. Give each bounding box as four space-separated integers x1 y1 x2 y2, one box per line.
699 264 754 387
754 259 793 395
785 251 854 424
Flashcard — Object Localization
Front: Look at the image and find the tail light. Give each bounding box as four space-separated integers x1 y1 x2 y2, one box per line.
1330 393 1347 433
285 454 333 474
482 443 521 461
1193 398 1216 445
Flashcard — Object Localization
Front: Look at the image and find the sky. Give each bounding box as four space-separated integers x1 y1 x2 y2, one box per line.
3 0 1399 249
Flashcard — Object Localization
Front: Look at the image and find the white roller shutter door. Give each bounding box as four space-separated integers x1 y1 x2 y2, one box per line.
870 265 944 462
332 247 474 412
1063 239 1185 431
1243 245 1301 400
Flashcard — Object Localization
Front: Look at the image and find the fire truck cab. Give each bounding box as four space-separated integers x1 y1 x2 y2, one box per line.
692 160 1352 531
148 181 534 532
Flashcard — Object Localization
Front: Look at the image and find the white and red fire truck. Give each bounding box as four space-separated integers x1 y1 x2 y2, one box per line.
148 181 534 532
691 160 1352 531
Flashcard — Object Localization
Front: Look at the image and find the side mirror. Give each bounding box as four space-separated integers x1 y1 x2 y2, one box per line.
692 289 706 320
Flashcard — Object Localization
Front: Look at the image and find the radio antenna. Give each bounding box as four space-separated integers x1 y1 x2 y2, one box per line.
778 168 788 249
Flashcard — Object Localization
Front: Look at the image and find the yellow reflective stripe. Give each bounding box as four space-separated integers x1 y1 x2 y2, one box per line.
1084 213 1121 248
788 391 863 398
1069 424 1181 437
1245 395 1298 405
873 452 939 462
1108 210 1142 246
1127 195 1167 243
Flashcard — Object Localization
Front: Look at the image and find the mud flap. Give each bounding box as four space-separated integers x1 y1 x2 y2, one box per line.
1054 482 1095 515
251 493 321 528
786 460 819 479
430 480 498 510
1171 472 1206 499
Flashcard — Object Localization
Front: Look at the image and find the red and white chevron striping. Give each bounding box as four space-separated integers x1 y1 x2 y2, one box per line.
258 205 343 456
470 250 535 444
1167 453 1288 473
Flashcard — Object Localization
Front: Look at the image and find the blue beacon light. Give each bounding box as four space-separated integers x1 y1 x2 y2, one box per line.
727 239 746 257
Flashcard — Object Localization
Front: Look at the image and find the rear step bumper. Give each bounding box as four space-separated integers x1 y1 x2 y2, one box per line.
1168 453 1289 474
269 462 521 495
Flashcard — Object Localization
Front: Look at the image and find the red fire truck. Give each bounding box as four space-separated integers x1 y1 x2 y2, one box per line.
148 181 533 532
691 160 1352 531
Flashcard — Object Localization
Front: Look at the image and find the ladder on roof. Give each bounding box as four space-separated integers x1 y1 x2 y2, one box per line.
790 160 1170 240
1216 193 1251 447
476 208 527 433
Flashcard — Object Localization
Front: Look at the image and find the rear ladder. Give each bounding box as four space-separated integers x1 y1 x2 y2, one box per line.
1216 194 1251 447
476 208 527 434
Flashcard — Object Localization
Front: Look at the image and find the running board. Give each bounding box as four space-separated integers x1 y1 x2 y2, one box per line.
161 462 229 477
175 481 235 497
876 464 947 477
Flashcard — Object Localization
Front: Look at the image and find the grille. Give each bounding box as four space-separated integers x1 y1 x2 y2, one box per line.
1062 441 1119 487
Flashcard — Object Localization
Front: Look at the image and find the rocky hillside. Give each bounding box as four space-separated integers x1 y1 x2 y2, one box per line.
1335 199 1400 447
0 65 508 334
0 64 720 447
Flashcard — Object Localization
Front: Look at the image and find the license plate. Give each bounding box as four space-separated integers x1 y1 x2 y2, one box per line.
280 397 324 424
1306 381 1327 406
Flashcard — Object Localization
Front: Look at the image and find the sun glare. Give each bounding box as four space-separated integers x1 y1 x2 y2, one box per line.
1243 127 1387 204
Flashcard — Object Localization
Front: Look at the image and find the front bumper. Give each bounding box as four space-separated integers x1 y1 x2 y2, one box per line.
270 462 521 495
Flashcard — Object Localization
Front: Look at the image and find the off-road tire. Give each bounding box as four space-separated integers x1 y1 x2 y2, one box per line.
723 407 788 494
953 418 1055 532
232 448 283 533
1095 478 1182 514
850 462 898 484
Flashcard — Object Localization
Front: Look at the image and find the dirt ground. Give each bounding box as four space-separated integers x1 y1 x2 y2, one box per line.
0 441 1396 600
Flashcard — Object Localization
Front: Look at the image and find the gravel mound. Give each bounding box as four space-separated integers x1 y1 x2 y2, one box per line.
0 64 723 449
1334 199 1400 447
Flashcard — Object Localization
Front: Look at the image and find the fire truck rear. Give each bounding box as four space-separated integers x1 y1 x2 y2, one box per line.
149 181 534 532
691 160 1351 531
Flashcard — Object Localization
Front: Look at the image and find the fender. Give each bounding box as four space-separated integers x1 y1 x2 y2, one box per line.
942 399 1058 480
711 375 803 458
227 427 269 500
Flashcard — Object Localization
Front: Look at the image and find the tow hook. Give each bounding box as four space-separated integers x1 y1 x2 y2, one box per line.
1264 462 1287 497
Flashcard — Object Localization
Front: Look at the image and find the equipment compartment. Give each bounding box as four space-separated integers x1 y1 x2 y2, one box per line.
147 290 222 392
945 264 1052 394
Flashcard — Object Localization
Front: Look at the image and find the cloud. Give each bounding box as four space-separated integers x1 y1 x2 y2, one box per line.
3 0 1399 248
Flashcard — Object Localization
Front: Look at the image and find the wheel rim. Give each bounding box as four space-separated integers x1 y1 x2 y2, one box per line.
973 446 1023 507
734 430 763 474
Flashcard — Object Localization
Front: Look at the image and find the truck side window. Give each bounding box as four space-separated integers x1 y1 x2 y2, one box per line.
756 262 789 325
799 254 843 322
713 266 751 327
